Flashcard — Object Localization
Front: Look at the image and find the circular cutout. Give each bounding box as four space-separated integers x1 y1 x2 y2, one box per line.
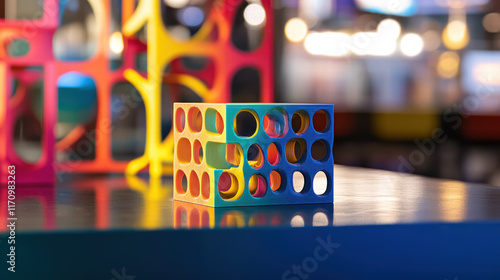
234 110 258 137
190 171 200 197
193 140 203 164
292 110 309 134
205 108 224 134
218 172 239 200
247 144 264 169
270 170 284 192
177 138 191 164
293 171 306 193
175 170 188 194
267 143 280 165
311 140 328 162
263 107 288 138
286 139 306 164
313 110 330 133
188 107 203 132
249 174 267 198
6 38 30 57
201 172 210 200
313 171 328 195
175 107 186 132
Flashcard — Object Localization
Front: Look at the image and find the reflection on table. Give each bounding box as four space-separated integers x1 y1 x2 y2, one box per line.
1 166 499 233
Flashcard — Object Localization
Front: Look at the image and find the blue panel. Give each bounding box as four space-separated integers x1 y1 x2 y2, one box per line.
214 104 334 207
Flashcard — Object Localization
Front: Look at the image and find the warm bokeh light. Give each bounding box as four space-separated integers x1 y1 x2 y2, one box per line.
285 18 308 43
164 0 189 9
437 51 460 78
442 20 470 50
304 32 351 57
350 32 397 56
243 3 266 26
109 31 124 54
422 29 441 51
483 13 500 33
400 33 424 57
377 19 401 40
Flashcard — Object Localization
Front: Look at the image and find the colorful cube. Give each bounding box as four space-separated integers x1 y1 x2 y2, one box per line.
173 103 334 207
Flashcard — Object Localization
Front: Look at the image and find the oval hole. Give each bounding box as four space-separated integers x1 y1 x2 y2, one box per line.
176 107 186 133
218 172 240 200
188 107 203 132
231 67 261 102
293 171 306 193
205 108 224 134
193 140 203 164
6 39 30 57
234 110 258 137
313 171 328 196
176 170 188 194
201 172 210 200
249 174 267 198
264 107 288 137
270 170 285 192
311 140 329 162
292 110 310 135
286 139 306 164
247 144 264 169
190 171 200 198
267 143 280 166
313 110 330 133
177 138 191 164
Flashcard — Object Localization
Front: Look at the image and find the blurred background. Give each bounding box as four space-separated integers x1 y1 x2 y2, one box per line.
2 0 500 186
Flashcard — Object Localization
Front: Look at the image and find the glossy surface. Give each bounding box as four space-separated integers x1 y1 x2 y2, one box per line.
1 165 500 233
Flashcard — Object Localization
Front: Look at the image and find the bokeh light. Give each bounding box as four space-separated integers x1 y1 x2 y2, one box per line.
483 13 500 33
164 0 190 9
178 6 204 27
304 32 351 57
400 33 424 57
422 30 441 51
377 19 401 40
442 20 470 50
244 3 266 26
109 31 124 54
285 18 308 43
437 51 460 78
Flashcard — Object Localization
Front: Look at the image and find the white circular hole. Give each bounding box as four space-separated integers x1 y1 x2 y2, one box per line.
293 171 305 193
313 171 328 195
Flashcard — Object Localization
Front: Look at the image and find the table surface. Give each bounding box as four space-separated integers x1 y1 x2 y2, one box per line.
3 165 500 233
